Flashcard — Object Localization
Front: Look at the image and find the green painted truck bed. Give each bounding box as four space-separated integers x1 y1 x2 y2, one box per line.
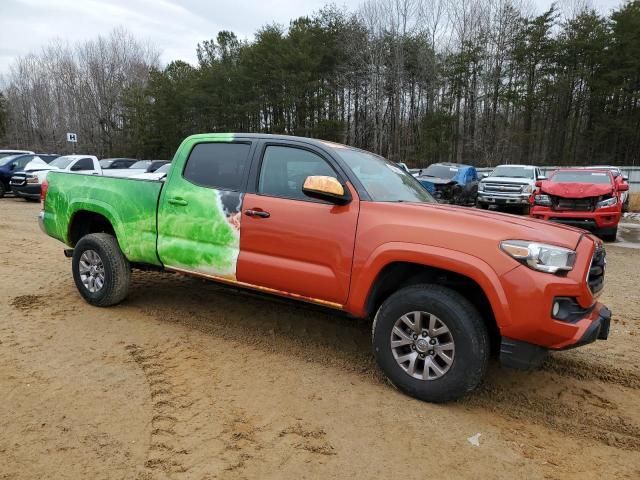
41 172 163 265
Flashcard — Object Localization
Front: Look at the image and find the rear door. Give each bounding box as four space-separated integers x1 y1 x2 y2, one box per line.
157 141 253 280
236 141 359 306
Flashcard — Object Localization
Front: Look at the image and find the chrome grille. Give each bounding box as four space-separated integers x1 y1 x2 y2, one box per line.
483 182 526 193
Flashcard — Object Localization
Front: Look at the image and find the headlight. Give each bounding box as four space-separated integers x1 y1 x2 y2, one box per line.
534 194 552 206
27 175 39 184
596 196 616 208
521 184 533 193
500 240 576 273
478 183 485 192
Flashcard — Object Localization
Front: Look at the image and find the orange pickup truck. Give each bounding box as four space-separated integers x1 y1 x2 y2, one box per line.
39 133 611 402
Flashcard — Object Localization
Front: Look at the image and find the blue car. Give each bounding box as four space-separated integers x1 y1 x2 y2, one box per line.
417 162 479 205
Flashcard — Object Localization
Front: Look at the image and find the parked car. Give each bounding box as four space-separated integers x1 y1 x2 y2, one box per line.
39 133 610 403
583 166 630 212
102 160 165 178
476 164 544 214
129 162 171 180
530 168 627 241
0 153 57 197
416 162 479 205
99 158 138 170
10 155 100 200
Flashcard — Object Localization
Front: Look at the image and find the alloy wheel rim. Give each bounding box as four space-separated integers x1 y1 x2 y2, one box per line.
390 311 455 380
79 249 105 293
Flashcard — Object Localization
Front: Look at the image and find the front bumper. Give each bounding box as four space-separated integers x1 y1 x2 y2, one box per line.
500 305 611 370
531 206 621 231
477 192 530 206
11 183 41 199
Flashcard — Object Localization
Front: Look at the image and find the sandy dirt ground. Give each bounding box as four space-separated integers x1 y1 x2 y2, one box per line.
1 197 639 480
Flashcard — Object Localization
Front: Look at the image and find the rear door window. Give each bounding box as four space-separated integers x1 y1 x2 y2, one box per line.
183 143 251 191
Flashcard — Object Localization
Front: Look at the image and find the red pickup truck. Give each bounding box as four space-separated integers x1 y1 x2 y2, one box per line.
39 133 611 402
530 168 628 241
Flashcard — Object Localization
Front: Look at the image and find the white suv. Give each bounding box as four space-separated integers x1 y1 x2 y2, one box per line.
477 165 544 213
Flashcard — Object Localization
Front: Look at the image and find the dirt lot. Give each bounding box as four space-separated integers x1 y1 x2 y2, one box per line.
1 197 639 480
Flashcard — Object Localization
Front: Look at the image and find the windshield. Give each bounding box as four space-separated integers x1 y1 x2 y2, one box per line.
155 163 170 174
49 156 74 169
131 160 151 169
0 155 19 166
490 166 534 179
421 164 459 180
552 171 612 185
337 148 434 203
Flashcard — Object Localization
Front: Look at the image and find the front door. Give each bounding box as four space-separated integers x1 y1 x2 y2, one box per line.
237 143 359 306
157 141 252 280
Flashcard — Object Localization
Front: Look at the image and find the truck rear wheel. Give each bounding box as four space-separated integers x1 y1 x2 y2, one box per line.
72 233 131 307
372 284 489 403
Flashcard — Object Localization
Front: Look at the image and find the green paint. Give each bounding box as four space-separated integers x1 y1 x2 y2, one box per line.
42 172 163 265
41 133 243 276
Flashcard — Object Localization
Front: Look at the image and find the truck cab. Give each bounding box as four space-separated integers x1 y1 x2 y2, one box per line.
477 164 543 213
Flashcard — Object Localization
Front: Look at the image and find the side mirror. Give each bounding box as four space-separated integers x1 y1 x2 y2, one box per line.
622 175 629 182
535 180 543 188
9 163 16 171
302 175 351 205
618 183 629 192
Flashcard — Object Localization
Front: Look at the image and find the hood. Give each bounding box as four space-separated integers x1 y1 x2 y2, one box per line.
419 177 455 185
403 202 585 250
482 176 533 185
24 158 56 172
540 181 613 199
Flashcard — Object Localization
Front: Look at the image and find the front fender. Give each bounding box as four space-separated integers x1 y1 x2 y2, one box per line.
345 242 512 328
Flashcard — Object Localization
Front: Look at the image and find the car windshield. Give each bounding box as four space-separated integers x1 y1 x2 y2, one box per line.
0 155 19 166
421 164 459 180
490 166 534 179
552 171 612 185
131 160 151 169
336 147 434 203
49 157 75 169
155 163 170 174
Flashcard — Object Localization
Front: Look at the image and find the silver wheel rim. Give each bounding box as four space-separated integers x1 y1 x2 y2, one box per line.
390 311 455 381
78 249 105 293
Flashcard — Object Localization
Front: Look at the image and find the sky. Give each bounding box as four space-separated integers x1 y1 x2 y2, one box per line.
0 0 626 77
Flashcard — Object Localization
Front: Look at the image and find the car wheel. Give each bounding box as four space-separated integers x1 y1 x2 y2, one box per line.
0 182 6 198
372 284 489 403
600 227 618 243
521 205 531 215
477 202 489 210
72 233 131 307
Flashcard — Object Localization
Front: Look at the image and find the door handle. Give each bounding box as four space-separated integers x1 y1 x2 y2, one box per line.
244 209 270 218
168 197 188 206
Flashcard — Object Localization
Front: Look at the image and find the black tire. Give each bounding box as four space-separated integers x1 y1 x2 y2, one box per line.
477 202 489 210
521 205 531 215
372 284 489 403
600 227 618 243
0 182 6 198
72 233 131 307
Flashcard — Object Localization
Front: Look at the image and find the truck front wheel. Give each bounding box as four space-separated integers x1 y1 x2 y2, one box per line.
372 284 489 403
72 233 131 307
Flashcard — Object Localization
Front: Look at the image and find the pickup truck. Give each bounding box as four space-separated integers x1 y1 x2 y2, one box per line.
39 133 611 402
530 168 628 241
476 164 544 214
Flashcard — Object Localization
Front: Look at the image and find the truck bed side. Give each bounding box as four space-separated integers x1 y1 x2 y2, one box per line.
42 172 163 265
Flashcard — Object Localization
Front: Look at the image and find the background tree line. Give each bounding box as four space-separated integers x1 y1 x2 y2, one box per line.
1 0 639 167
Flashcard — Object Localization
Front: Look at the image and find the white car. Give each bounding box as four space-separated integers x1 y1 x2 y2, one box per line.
476 165 544 213
128 162 171 180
